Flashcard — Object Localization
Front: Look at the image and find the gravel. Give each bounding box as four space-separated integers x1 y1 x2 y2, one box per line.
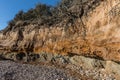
0 60 116 80
0 60 75 80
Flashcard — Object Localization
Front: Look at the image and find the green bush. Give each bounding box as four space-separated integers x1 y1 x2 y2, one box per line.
14 10 24 21
8 0 86 28
8 4 52 26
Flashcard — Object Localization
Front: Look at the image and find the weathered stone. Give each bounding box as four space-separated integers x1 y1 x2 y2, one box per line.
52 55 69 64
36 53 54 62
27 53 40 62
0 0 120 79
70 56 105 69
105 61 120 79
0 0 120 62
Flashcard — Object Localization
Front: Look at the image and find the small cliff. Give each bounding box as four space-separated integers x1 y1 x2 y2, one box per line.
0 0 120 79
0 0 120 61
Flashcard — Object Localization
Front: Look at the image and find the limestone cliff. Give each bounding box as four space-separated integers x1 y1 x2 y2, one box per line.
0 0 120 62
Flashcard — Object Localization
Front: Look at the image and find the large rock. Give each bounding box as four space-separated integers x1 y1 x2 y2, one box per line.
105 61 120 79
70 55 106 69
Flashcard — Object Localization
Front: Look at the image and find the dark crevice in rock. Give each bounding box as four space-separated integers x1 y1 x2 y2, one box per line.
16 52 26 61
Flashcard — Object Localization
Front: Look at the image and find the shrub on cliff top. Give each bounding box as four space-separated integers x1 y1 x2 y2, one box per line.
7 0 102 30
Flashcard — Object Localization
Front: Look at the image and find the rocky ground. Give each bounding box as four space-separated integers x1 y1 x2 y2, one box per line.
0 53 116 80
0 60 77 80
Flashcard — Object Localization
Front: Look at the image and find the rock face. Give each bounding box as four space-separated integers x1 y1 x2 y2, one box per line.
0 0 120 61
0 0 120 79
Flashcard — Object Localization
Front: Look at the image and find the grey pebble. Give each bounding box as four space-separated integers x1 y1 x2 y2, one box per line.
0 61 75 80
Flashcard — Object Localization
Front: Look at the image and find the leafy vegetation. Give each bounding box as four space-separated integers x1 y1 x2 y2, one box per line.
8 3 52 26
7 0 102 29
7 0 85 27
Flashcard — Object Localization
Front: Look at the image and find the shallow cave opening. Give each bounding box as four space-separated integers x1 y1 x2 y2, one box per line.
16 52 26 61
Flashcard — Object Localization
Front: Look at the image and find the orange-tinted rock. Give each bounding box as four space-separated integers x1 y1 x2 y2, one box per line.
0 0 120 62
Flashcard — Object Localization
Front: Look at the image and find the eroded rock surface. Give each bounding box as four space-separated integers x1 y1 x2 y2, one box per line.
0 0 120 79
0 0 120 61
